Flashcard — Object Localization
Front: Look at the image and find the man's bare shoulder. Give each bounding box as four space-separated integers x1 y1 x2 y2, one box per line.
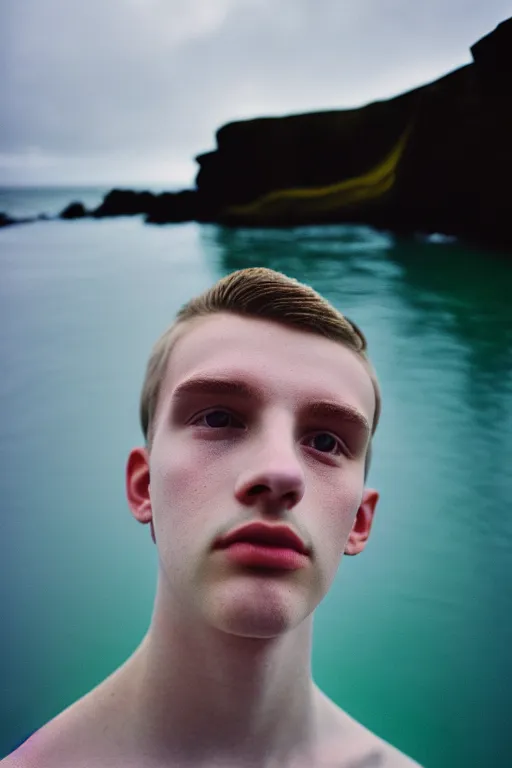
368 739 424 768
324 732 424 768
1 713 123 768
1 705 97 768
1 748 44 768
317 692 424 768
1 729 57 768
1 671 134 768
324 727 424 768
1 752 29 768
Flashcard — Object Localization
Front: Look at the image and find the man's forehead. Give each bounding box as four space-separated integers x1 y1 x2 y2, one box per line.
161 313 375 423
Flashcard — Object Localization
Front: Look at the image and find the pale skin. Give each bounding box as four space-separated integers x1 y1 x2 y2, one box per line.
4 313 423 768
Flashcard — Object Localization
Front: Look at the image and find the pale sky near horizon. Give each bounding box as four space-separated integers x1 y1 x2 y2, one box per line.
2 0 510 187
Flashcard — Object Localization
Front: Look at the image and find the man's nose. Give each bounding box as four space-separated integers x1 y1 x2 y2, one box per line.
234 433 306 511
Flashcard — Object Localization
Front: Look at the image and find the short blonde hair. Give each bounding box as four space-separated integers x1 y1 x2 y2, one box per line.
140 267 381 480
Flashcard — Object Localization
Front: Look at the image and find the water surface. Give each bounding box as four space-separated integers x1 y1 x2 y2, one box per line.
1 215 511 767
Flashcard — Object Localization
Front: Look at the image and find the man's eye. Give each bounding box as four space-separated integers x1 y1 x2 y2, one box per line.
307 432 343 455
195 410 243 429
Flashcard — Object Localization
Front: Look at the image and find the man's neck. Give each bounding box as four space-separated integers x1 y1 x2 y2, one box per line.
123 580 325 767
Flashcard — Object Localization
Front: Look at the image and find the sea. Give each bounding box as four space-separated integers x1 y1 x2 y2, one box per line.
1 186 511 768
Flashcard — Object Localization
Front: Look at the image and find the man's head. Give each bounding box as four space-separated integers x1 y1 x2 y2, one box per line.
126 268 381 638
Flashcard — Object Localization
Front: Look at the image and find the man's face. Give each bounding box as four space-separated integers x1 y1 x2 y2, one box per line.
129 313 379 638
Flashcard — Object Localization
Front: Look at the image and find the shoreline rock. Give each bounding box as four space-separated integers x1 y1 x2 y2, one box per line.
60 202 87 219
0 211 43 228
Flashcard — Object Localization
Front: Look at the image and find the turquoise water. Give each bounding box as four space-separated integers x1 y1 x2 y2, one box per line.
1 210 511 767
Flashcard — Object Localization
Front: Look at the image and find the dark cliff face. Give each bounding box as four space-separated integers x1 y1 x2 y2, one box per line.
192 16 512 248
194 90 417 208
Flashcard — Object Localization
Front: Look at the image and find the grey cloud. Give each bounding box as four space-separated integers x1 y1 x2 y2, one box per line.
1 0 510 184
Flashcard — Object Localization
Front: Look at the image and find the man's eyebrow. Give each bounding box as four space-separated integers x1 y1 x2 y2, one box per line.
171 376 370 436
171 376 264 403
305 401 370 438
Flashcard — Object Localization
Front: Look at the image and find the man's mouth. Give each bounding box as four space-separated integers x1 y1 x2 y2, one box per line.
215 521 309 553
214 522 310 570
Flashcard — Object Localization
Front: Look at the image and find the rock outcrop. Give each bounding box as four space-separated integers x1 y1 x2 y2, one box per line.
0 212 41 228
60 202 87 219
0 212 16 228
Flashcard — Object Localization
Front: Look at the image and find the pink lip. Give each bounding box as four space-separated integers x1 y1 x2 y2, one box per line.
214 522 310 555
213 522 310 571
221 542 308 570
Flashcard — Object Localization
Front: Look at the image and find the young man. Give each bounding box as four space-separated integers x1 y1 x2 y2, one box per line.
5 268 423 767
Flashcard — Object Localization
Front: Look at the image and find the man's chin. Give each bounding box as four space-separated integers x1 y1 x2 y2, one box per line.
201 580 313 639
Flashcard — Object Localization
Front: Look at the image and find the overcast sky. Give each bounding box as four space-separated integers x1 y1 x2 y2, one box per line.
2 0 510 186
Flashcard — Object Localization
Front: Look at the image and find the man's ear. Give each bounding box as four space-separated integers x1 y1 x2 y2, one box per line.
344 488 380 556
126 447 155 543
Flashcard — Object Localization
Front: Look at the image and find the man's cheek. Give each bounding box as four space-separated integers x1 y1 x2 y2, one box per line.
152 449 199 499
323 505 359 557
151 458 218 538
